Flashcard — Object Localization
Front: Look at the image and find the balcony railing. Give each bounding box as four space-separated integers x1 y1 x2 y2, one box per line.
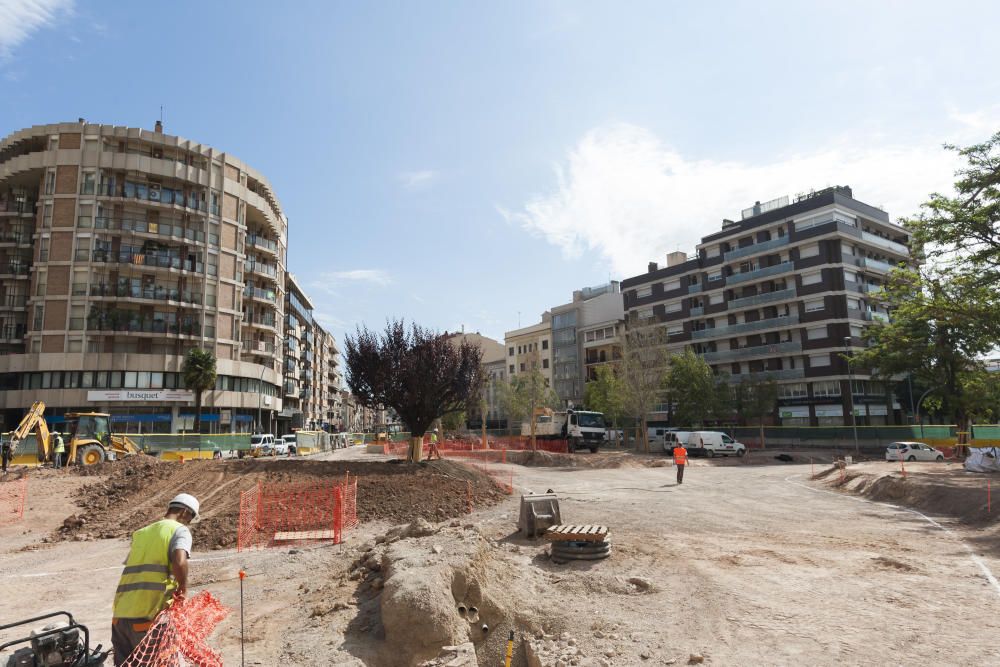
692 314 800 340
94 216 206 244
98 183 208 212
0 227 34 244
247 234 278 253
861 231 909 257
1 295 28 308
89 250 204 273
1 262 30 275
87 311 201 336
703 341 802 363
0 199 36 214
743 368 806 381
687 284 703 294
863 311 890 323
723 236 790 261
0 324 26 339
689 306 704 317
243 285 277 302
90 283 202 305
726 261 794 285
247 261 277 278
856 257 897 273
728 287 797 310
244 312 277 328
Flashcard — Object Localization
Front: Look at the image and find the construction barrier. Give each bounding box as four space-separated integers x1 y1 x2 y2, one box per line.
0 476 26 525
237 474 358 551
122 591 230 667
463 461 514 495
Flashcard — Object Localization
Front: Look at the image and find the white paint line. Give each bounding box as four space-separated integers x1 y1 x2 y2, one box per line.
785 473 1000 599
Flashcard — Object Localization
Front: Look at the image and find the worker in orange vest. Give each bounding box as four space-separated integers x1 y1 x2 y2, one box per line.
673 443 688 484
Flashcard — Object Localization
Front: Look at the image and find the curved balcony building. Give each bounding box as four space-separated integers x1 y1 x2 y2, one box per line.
0 120 288 433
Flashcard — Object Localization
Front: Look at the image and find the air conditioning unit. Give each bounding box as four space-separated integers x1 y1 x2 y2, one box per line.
148 184 161 201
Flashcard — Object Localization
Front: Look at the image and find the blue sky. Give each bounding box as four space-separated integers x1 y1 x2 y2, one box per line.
2 0 999 345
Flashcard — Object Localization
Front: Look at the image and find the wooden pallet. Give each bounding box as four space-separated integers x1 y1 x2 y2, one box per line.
544 525 609 542
273 529 337 541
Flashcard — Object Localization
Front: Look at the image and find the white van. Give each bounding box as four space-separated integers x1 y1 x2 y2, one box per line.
250 433 276 456
687 431 746 458
662 431 693 454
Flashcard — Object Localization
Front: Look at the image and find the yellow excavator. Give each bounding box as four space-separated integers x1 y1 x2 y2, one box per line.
8 401 141 466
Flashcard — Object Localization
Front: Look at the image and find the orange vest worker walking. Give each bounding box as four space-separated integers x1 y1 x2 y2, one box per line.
673 444 688 485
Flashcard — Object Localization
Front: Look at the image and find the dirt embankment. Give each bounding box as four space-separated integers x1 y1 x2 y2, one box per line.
54 456 506 550
816 462 998 525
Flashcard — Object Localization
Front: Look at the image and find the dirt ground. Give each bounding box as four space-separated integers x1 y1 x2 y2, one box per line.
2 449 1000 666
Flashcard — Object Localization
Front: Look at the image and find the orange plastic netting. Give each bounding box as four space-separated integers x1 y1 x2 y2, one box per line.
122 591 230 667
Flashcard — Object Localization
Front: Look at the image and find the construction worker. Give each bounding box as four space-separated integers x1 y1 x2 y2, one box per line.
111 493 199 666
53 432 65 469
1 438 10 474
673 442 688 484
428 428 442 460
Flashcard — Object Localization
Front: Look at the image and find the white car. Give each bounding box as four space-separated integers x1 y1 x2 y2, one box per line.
273 440 289 456
688 431 747 458
885 441 944 462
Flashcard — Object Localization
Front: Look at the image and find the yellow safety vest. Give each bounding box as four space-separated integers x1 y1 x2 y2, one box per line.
112 519 182 620
54 437 65 453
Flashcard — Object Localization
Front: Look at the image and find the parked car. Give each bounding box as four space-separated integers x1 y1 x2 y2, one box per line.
687 431 747 457
281 433 297 455
250 433 276 457
885 441 944 462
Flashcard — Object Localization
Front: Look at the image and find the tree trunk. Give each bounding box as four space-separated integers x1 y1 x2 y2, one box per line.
759 418 765 450
194 391 202 436
409 435 423 463
641 416 648 453
530 417 537 451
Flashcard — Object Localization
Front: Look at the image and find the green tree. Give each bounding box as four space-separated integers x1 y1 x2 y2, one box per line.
498 369 560 450
182 348 217 435
619 326 668 452
736 375 779 448
584 364 626 442
441 410 466 432
665 348 716 427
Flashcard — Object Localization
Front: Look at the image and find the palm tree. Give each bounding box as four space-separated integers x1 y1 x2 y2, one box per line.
182 348 217 434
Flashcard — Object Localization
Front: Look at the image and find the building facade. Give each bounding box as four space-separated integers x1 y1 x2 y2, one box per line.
0 120 289 433
444 330 506 429
621 186 912 427
504 314 553 386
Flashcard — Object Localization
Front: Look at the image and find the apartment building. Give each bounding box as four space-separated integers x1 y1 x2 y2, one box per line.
279 272 313 432
443 330 506 428
504 314 553 385
0 120 288 433
549 282 624 407
621 186 912 427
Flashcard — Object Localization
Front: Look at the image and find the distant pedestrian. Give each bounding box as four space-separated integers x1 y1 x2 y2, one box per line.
53 433 65 469
428 429 442 460
1 439 11 474
673 443 688 484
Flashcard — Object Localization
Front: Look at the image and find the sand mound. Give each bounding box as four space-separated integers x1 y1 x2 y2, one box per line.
54 457 506 550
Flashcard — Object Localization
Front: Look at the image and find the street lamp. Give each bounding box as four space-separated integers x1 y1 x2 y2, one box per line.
915 385 941 439
843 337 860 456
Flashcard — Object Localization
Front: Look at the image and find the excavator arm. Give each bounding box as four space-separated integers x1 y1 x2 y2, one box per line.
9 401 52 461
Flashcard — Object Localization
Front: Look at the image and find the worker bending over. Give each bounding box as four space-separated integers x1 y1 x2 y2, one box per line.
111 493 199 666
673 443 688 485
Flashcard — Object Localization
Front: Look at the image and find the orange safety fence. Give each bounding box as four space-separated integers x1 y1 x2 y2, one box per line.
122 590 230 667
0 476 26 525
462 461 514 495
237 474 358 551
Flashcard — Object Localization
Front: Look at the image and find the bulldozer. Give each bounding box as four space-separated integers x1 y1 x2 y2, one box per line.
8 401 140 467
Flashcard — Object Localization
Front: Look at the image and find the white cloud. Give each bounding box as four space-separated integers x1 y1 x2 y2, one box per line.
0 0 74 59
398 169 439 191
501 122 979 277
319 269 392 286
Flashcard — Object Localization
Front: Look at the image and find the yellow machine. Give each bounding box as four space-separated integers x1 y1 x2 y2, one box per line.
9 401 140 466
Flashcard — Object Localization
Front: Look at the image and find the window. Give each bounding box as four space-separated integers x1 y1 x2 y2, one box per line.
35 271 46 296
663 279 680 292
44 169 55 194
705 245 720 258
636 286 652 299
69 305 85 330
665 301 682 314
799 243 819 259
842 241 855 256
38 237 49 262
709 292 724 305
81 172 96 194
812 380 840 397
508 347 514 356
708 271 723 282
778 383 807 399
67 338 82 353
802 271 822 286
844 269 857 283
43 202 52 228
72 269 88 296
804 299 825 313
542 359 549 369
849 324 863 338
847 297 861 311
509 364 514 374
809 353 831 368
667 324 683 336
542 340 549 350
520 363 526 372
806 325 826 340
517 345 522 354
636 308 654 321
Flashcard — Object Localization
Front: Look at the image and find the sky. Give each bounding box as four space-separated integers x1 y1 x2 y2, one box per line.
2 0 999 345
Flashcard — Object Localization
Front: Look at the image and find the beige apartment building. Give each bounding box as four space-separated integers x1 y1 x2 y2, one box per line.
504 314 553 385
0 120 287 433
444 330 506 428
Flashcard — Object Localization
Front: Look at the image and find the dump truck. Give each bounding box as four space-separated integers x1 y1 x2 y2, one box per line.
8 401 140 466
521 408 606 453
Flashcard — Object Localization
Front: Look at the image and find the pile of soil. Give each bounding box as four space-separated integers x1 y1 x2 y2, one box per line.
55 457 506 550
505 450 666 469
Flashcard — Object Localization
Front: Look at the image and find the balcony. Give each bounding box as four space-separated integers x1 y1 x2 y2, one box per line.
0 227 34 245
689 306 704 317
243 312 277 328
247 234 278 253
743 368 806 381
1 294 28 309
861 283 884 295
90 283 202 305
99 182 208 212
726 261 794 285
728 287 797 310
247 260 277 278
86 310 201 336
243 285 277 302
863 311 890 323
703 341 802 363
90 250 203 274
247 340 276 355
723 236 790 261
856 257 897 274
0 198 36 214
0 262 30 276
692 314 800 340
861 231 909 257
94 216 207 244
0 323 26 340
687 284 703 294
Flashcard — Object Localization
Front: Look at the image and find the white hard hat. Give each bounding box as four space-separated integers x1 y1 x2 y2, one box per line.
169 493 200 520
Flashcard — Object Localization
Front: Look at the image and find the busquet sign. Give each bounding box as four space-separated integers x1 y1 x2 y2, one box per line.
86 390 195 402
